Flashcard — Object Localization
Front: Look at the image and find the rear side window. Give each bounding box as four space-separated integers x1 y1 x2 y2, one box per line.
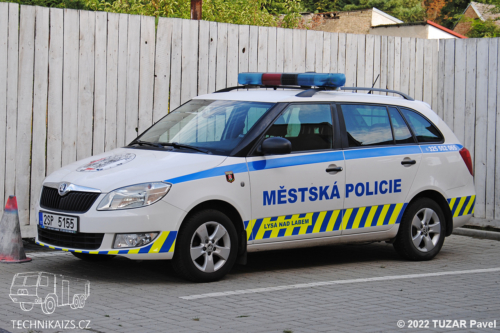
341 104 393 147
388 107 414 144
400 108 442 143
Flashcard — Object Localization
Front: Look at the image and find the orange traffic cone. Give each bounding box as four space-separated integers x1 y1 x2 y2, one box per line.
0 196 31 263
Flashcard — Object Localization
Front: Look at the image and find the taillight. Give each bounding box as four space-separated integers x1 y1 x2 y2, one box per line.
459 147 473 176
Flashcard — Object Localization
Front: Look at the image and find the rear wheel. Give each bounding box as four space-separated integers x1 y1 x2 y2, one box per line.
173 209 238 282
70 295 80 310
394 198 445 261
41 296 56 315
72 252 115 262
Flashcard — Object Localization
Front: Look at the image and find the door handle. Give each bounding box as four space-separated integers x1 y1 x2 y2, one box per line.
401 160 416 165
326 166 343 173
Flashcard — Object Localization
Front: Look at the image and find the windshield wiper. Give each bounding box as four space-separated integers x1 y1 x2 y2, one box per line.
160 142 211 154
130 140 164 149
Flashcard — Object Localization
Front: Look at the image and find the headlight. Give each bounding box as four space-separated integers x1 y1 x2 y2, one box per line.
97 182 171 211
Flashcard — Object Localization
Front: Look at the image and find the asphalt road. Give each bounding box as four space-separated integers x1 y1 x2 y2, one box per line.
1 234 499 333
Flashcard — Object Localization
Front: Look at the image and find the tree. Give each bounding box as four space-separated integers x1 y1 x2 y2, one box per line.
424 0 447 23
467 18 500 37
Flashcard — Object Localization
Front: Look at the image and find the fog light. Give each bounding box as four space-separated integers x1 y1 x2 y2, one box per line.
113 233 158 249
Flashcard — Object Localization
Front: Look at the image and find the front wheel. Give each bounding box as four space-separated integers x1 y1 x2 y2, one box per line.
393 198 446 261
173 209 238 282
20 303 34 311
41 296 56 315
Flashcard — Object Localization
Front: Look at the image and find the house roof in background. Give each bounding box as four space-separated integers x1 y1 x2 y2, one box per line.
469 2 500 21
372 20 467 38
372 7 403 24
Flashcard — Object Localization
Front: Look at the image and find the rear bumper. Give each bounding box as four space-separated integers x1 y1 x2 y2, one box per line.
452 214 472 230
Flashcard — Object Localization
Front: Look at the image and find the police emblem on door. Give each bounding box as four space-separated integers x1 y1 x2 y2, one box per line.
225 171 235 183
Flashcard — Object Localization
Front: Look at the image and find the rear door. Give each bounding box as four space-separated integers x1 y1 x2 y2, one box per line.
339 104 422 235
246 103 346 244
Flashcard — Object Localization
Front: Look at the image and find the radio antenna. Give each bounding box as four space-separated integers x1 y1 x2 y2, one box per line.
368 74 380 94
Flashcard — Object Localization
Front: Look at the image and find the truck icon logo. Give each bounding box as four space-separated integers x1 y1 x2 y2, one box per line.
9 272 90 314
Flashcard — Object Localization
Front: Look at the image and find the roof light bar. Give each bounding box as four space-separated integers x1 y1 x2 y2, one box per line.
238 73 346 88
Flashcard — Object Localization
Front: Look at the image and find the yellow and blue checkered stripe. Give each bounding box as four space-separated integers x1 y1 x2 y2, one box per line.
448 195 475 217
36 231 177 255
245 203 407 241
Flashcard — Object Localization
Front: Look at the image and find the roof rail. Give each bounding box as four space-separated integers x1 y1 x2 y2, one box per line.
340 87 414 100
215 85 308 93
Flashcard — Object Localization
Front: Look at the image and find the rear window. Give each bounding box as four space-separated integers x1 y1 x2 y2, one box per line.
341 104 393 147
400 108 442 143
388 107 414 144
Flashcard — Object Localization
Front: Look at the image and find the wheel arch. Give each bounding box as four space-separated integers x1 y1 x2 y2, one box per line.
179 199 247 257
406 190 453 236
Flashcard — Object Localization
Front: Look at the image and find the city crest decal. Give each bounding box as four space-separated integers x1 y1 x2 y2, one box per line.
225 171 235 183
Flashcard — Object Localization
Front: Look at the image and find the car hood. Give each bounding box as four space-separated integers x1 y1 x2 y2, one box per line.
44 148 227 193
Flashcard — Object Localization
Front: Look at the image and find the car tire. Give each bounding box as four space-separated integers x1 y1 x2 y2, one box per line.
79 295 86 308
70 295 80 309
41 296 56 315
173 209 238 282
72 252 115 262
394 197 446 261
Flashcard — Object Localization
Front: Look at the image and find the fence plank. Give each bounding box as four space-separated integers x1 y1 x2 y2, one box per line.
436 39 445 119
30 6 49 227
227 23 239 86
365 35 374 88
170 18 182 109
393 37 401 92
373 35 381 92
423 39 434 106
276 28 284 72
76 11 95 160
283 28 293 72
267 27 277 72
208 21 218 93
356 34 365 89
116 14 128 147
415 38 424 101
314 31 323 73
105 13 119 151
496 40 500 219
380 36 387 93
431 40 439 111
330 32 338 73
257 26 268 72
475 38 489 219
305 30 316 72
345 34 357 87
387 36 394 91
138 15 155 133
292 29 305 72
180 19 199 102
0 2 9 210
238 25 250 74
486 38 497 219
453 39 466 144
16 5 36 226
198 20 209 95
5 3 19 201
46 8 63 175
465 39 476 161
93 11 107 155
400 37 410 95
443 39 455 130
409 38 416 98
216 23 228 90
322 32 330 73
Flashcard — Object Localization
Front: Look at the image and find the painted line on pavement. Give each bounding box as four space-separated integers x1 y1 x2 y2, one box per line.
27 251 71 258
180 267 500 300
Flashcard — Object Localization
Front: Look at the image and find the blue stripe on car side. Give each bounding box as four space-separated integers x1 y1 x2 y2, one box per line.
344 146 421 160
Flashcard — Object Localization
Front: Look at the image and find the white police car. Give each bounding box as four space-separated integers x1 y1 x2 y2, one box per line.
36 73 476 282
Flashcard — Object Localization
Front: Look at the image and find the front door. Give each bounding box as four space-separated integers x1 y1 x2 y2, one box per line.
339 104 421 235
246 103 346 244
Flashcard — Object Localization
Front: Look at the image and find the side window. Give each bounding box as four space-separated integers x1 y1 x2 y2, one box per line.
388 107 414 144
264 104 333 152
39 276 48 287
400 108 443 143
341 104 393 147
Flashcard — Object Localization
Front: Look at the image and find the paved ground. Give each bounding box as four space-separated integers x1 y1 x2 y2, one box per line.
1 234 500 333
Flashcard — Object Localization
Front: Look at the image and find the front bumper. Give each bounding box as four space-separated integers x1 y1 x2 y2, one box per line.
35 198 186 260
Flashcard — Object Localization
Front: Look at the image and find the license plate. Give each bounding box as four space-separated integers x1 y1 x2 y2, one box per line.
38 211 78 233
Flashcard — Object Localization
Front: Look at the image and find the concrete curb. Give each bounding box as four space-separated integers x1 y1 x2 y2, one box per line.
453 228 500 241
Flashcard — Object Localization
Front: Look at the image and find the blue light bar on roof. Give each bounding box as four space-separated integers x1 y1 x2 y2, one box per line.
237 73 346 88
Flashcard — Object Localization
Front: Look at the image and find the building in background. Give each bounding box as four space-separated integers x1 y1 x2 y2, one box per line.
370 20 467 39
454 2 500 36
302 7 402 34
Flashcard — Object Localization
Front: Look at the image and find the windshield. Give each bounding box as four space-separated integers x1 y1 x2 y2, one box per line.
136 100 274 155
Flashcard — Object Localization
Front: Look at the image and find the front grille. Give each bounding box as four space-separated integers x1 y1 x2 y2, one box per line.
40 186 100 213
38 227 104 250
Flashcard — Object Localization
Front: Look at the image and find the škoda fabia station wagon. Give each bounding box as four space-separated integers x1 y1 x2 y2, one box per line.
36 73 476 282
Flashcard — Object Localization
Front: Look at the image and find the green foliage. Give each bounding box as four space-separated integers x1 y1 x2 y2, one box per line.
343 0 426 22
1 0 302 27
467 18 500 38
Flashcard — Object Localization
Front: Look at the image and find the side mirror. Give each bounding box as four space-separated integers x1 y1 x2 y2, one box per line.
261 137 292 155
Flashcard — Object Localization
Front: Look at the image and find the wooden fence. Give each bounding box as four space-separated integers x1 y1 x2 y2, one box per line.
0 3 498 237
